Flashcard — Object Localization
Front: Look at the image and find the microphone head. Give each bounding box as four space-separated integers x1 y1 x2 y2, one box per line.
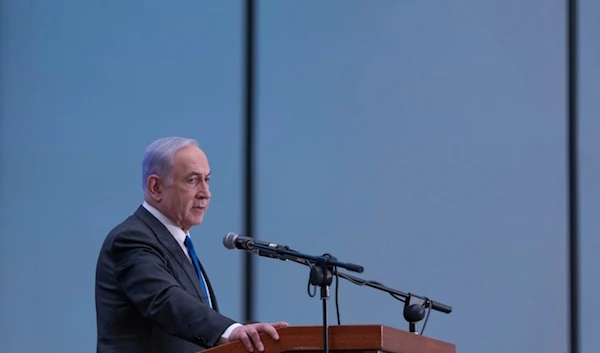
223 232 239 249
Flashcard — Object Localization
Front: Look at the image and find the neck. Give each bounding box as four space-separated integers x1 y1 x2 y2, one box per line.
143 197 190 234
143 197 163 215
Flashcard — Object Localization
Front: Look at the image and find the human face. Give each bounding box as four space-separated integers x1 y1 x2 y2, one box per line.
148 145 211 232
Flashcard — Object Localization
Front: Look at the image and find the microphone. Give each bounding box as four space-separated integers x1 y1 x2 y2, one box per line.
222 232 289 251
223 232 364 273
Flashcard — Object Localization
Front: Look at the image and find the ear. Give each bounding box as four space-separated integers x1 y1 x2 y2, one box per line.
146 175 163 202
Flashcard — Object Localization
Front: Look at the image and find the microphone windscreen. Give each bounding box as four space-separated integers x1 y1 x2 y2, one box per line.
222 232 238 249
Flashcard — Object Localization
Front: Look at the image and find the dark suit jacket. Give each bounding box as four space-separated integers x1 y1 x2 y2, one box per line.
95 205 236 353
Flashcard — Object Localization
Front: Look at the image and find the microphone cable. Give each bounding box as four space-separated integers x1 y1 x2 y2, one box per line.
420 298 433 335
334 266 341 325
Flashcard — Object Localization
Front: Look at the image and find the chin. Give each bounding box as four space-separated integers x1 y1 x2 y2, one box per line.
190 215 205 225
188 208 206 224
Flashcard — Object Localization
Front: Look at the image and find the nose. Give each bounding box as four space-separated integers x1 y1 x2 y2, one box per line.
196 182 211 199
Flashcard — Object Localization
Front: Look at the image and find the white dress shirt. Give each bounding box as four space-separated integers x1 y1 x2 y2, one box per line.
142 201 242 341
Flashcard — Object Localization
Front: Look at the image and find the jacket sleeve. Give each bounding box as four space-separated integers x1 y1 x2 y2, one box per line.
111 230 237 348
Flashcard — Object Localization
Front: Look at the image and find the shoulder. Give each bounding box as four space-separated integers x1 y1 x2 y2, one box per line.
99 208 164 258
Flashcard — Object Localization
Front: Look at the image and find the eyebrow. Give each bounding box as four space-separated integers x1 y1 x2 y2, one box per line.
188 171 211 177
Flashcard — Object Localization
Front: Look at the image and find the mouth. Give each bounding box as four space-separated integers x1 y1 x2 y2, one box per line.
193 200 209 211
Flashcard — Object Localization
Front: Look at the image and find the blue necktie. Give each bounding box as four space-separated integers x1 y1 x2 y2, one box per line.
184 235 213 308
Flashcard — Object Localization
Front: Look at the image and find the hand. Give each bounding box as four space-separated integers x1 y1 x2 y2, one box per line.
229 321 289 352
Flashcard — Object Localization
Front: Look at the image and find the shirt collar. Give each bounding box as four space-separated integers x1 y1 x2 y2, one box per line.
142 201 189 247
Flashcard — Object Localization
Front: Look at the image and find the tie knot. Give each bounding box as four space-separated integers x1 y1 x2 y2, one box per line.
184 235 194 249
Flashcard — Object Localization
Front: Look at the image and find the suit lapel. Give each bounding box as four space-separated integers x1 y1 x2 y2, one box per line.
134 206 209 305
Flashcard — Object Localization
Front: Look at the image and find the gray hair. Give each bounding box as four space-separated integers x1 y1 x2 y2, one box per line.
142 136 199 190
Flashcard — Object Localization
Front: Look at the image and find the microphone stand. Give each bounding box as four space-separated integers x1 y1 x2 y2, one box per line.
249 244 452 335
309 255 333 353
249 244 364 353
334 271 452 333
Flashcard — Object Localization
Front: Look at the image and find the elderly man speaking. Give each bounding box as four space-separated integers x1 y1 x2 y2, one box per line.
95 137 287 353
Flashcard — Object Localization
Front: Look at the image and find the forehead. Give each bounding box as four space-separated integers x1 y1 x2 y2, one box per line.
172 145 210 174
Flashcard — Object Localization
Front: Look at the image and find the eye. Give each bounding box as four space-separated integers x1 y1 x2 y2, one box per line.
188 177 198 184
205 177 211 183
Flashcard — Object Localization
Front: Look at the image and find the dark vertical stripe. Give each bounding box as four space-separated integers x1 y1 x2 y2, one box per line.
567 1 579 353
242 0 256 324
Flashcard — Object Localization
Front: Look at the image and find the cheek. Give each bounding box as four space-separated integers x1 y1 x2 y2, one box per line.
183 192 198 207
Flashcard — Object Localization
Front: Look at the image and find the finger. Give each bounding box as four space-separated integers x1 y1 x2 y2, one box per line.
259 324 280 340
271 321 289 329
248 328 264 352
239 332 254 353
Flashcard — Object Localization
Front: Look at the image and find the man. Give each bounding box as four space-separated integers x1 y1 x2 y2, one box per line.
95 137 287 353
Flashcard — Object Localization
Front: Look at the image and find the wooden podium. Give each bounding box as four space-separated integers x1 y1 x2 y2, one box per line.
201 325 455 353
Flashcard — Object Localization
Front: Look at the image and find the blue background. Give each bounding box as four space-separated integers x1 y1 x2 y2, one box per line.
0 1 598 353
